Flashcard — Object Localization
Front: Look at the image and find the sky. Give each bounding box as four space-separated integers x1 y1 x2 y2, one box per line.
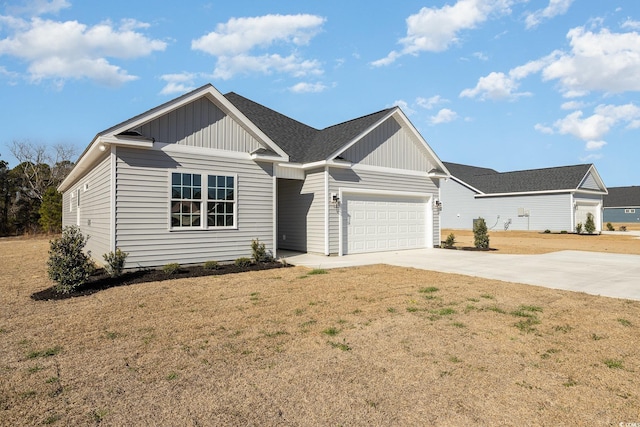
1 0 639 187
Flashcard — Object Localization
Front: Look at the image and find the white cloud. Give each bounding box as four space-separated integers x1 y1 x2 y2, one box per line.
620 19 640 30
416 95 445 110
159 72 198 95
0 17 166 87
585 140 607 151
525 0 574 29
429 108 458 125
560 100 587 110
192 14 325 79
392 100 415 115
579 153 603 162
534 123 554 134
473 51 489 61
371 0 513 67
460 71 530 100
7 0 70 16
289 81 328 93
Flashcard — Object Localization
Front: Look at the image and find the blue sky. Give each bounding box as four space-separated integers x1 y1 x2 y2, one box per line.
1 0 639 186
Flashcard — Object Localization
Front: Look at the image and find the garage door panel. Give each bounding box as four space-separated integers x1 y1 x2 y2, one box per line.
343 193 429 254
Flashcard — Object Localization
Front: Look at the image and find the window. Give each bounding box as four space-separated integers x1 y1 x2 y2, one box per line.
76 188 81 207
625 209 636 214
171 173 201 227
170 172 236 229
207 175 235 227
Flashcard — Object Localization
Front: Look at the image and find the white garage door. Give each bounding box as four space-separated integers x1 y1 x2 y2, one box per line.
575 203 598 229
343 193 428 255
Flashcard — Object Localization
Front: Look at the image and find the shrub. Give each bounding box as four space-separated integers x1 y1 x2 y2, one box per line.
560 230 568 234
620 225 627 231
584 213 596 234
102 248 128 278
544 229 551 234
606 222 615 231
473 217 490 249
444 233 456 248
235 257 252 268
251 238 272 262
47 226 95 294
575 222 583 234
203 260 220 270
162 263 181 275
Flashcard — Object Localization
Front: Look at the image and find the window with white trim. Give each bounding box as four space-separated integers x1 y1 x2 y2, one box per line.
170 172 236 229
625 208 636 214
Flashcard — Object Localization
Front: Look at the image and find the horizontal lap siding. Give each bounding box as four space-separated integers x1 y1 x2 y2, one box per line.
62 153 112 262
604 208 640 223
329 168 439 254
475 194 572 231
277 179 308 252
115 147 273 267
303 170 325 254
440 180 480 229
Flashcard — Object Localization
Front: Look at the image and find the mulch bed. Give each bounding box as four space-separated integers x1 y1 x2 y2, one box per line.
31 261 290 301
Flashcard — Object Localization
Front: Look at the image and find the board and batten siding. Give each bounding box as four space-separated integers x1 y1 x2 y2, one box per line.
114 146 274 267
61 152 112 263
340 117 435 172
328 167 439 254
134 97 263 153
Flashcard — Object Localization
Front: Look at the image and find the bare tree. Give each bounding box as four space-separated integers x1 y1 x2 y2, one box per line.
8 140 77 201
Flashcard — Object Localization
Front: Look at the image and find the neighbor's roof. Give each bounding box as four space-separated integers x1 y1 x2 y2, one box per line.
443 161 599 194
224 92 393 163
603 186 640 207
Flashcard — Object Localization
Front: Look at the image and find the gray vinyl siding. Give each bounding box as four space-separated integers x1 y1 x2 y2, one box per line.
302 169 326 254
604 207 640 223
340 117 435 172
579 171 600 190
134 97 262 153
61 153 112 263
114 146 273 268
441 179 574 231
277 179 312 251
328 168 440 254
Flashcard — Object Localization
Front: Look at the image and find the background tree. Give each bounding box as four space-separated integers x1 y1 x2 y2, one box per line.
39 186 63 233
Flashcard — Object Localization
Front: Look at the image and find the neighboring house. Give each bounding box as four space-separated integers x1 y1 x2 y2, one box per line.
58 84 449 268
603 186 640 223
440 162 607 232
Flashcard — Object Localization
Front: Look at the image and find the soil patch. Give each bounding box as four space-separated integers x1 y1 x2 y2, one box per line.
31 261 289 301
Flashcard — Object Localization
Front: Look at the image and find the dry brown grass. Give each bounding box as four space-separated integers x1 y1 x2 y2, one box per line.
1 236 639 426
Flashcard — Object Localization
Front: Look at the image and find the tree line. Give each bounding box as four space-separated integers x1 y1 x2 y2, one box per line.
1 140 76 236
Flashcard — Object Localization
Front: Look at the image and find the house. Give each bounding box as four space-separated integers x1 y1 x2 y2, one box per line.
440 162 607 232
603 186 640 223
58 84 449 268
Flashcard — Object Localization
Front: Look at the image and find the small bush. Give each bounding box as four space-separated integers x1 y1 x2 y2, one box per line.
162 263 181 275
584 212 596 234
620 225 627 231
606 222 615 231
102 248 128 278
575 222 583 234
47 226 95 294
251 238 272 262
473 217 490 249
235 257 252 268
444 233 456 248
560 230 568 234
203 260 220 270
544 229 551 234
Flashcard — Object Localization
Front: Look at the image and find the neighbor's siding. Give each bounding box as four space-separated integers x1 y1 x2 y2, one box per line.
328 167 439 254
114 146 273 267
277 179 311 252
604 207 640 223
340 117 434 172
61 153 112 263
134 97 262 153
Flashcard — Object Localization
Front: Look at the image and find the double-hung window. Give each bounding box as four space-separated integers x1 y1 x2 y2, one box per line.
170 172 236 229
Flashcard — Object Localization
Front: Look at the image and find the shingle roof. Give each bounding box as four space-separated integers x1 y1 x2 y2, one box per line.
443 161 595 194
224 92 393 163
604 186 640 207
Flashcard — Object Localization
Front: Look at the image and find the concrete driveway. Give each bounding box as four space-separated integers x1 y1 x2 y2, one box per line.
279 249 640 301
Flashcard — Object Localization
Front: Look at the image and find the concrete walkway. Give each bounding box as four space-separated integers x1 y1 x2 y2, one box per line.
279 249 640 301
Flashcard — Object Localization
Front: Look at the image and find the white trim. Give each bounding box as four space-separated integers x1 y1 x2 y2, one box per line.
324 167 330 256
157 142 253 161
338 187 432 256
476 189 575 198
272 175 277 258
109 146 116 252
351 163 434 178
98 135 154 148
450 176 484 195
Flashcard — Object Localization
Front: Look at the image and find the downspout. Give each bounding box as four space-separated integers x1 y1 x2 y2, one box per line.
109 145 117 253
324 166 330 256
273 175 277 258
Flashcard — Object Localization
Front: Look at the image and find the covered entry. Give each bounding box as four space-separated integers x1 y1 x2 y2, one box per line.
341 191 431 255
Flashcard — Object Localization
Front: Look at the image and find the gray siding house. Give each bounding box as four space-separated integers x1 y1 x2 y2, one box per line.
59 84 449 268
603 186 640 223
440 162 607 232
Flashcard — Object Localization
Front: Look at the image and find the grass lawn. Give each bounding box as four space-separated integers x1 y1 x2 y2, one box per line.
1 236 639 425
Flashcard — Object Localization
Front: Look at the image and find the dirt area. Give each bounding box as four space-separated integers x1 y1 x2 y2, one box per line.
1 236 639 426
442 226 640 255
